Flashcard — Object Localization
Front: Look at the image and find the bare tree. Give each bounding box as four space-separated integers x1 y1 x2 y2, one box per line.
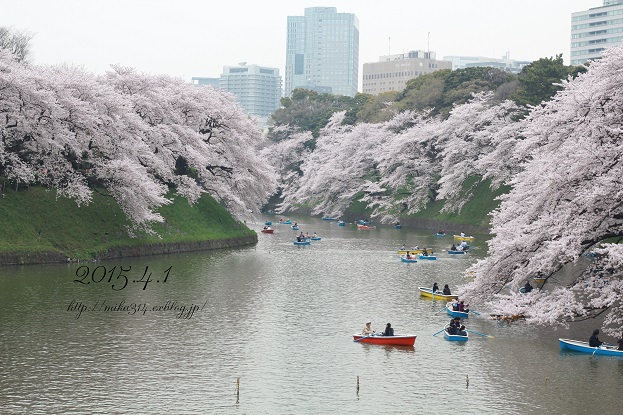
0 26 34 63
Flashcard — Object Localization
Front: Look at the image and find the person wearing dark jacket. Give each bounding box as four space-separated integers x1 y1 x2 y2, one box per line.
589 329 604 347
383 323 394 336
443 284 451 295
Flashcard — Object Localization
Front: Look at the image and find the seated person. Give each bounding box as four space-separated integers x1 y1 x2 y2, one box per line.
458 325 467 336
617 332 623 351
422 248 428 256
313 232 318 238
452 301 459 311
432 283 439 293
443 284 452 295
406 253 412 259
589 329 603 347
362 322 375 336
383 323 394 336
451 244 457 251
447 321 458 335
524 281 533 293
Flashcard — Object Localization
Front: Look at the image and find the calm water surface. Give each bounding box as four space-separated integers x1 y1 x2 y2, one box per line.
1 216 622 414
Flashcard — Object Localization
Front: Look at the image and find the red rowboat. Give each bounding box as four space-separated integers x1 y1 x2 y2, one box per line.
261 229 274 234
352 334 416 346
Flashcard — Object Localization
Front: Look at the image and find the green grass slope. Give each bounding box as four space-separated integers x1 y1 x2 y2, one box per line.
0 185 255 261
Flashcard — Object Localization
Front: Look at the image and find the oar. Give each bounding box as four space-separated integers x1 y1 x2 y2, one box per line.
466 329 494 338
437 305 448 313
592 345 601 355
432 328 446 337
469 310 482 316
353 333 376 343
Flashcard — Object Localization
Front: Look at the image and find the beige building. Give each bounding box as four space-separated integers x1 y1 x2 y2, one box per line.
362 50 451 95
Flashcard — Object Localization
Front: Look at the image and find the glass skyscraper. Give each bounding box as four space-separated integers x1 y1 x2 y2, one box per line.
285 7 359 97
571 0 623 65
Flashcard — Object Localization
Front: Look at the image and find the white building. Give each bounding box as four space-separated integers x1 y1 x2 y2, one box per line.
571 0 623 65
362 50 451 95
443 54 531 74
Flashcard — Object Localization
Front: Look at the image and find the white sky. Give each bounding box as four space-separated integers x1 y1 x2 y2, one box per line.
3 0 599 89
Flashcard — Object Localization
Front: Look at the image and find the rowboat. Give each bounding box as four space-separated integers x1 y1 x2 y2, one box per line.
293 240 310 245
444 325 469 341
559 339 623 357
395 225 402 229
358 225 376 230
418 287 459 301
418 255 437 260
265 221 272 226
436 233 446 237
310 237 321 241
291 226 299 230
453 235 474 241
322 217 338 221
398 249 424 255
446 303 469 318
353 334 416 346
401 257 418 263
448 250 467 255
338 221 345 226
261 229 274 234
280 220 292 225
534 277 546 284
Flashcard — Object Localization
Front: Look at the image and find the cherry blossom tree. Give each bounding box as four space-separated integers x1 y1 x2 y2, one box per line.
0 50 276 228
461 45 623 334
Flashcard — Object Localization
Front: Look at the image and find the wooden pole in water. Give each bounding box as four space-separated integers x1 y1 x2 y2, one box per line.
236 377 240 402
356 375 360 396
466 374 469 388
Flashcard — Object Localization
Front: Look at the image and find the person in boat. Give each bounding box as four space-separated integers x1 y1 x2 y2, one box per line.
400 244 407 250
412 245 419 250
313 232 318 238
524 281 533 293
296 235 302 242
451 244 457 251
305 232 310 238
443 284 452 295
458 300 469 313
460 232 466 237
460 241 468 250
383 323 394 336
589 329 604 347
617 331 623 350
362 321 375 336
438 229 445 235
432 282 439 293
263 226 268 230
422 248 428 256
451 300 460 311
458 324 467 336
447 321 458 335
406 253 413 260
299 231 305 239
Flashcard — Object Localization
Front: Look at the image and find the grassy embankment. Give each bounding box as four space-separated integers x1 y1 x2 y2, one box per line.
0 185 255 262
345 176 509 230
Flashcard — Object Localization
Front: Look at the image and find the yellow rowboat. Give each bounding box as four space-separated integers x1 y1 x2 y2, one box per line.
418 287 459 301
453 235 475 241
534 277 546 284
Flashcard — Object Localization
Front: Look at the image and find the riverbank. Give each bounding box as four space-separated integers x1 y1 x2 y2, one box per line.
0 185 257 265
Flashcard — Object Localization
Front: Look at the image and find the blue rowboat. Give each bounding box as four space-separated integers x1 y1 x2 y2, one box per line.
436 233 446 237
446 303 469 318
559 339 623 356
310 237 321 241
443 325 468 341
418 255 437 260
280 220 292 225
401 257 417 263
322 217 338 221
448 250 467 255
338 221 345 226
395 225 402 229
293 240 310 245
265 221 272 226
291 226 299 230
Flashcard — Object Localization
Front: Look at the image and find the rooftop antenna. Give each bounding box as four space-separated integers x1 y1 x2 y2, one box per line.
427 32 430 57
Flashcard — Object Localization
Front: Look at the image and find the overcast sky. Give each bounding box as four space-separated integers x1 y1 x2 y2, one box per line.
3 0 599 88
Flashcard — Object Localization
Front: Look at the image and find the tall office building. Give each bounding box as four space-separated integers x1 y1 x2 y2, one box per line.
285 7 359 97
218 63 282 127
362 50 452 95
571 0 623 65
